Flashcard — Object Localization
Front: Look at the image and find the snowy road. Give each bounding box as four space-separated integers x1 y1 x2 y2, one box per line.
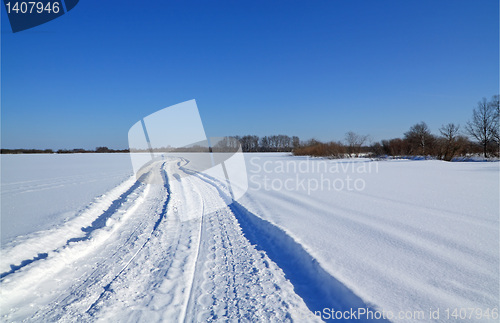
1 155 498 322
0 159 339 322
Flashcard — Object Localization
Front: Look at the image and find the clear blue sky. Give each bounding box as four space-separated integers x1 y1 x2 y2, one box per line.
1 0 498 149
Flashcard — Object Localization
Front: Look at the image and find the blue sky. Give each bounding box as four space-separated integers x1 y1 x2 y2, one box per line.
1 0 498 149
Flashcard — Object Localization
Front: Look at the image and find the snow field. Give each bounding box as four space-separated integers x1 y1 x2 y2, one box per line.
1 153 498 322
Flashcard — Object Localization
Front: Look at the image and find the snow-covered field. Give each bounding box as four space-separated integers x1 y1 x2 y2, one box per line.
1 153 498 322
1 154 133 245
241 154 499 321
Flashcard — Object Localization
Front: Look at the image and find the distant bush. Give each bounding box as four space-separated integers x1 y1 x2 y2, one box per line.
293 140 345 158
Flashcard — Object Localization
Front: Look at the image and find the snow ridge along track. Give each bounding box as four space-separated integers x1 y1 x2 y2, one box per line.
1 157 377 322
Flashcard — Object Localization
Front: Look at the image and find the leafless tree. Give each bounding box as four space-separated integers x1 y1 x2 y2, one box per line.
489 95 499 146
465 97 498 157
239 135 259 152
370 142 384 157
437 123 463 161
404 122 434 156
439 123 460 142
292 136 300 149
259 136 270 152
213 137 240 152
345 131 368 157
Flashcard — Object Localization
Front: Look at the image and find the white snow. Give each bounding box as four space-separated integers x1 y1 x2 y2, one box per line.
240 153 499 321
1 153 133 245
0 153 498 322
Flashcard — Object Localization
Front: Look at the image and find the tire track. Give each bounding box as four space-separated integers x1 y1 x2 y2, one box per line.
85 162 172 316
89 161 205 322
181 169 320 322
3 157 371 322
10 162 169 322
189 170 386 322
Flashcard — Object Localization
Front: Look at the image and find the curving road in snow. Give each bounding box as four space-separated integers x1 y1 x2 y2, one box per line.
2 155 498 322
1 158 351 322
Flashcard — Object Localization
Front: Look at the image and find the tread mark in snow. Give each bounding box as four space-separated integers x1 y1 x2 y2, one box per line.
191 170 388 322
0 174 148 281
67 179 145 244
0 253 48 279
180 168 318 322
86 163 171 316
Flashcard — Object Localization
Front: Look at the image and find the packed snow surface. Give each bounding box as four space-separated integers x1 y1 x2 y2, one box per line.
1 153 498 322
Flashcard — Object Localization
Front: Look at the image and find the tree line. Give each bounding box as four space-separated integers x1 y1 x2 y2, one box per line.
1 147 130 154
2 95 498 159
294 95 499 160
233 135 300 152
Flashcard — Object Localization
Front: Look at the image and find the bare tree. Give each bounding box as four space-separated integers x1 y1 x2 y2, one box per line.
259 136 270 152
439 123 460 142
265 135 293 152
465 98 498 158
370 142 384 157
345 131 368 157
213 137 240 152
292 136 300 149
438 123 462 161
489 95 499 146
381 138 408 156
239 135 259 152
404 122 434 156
